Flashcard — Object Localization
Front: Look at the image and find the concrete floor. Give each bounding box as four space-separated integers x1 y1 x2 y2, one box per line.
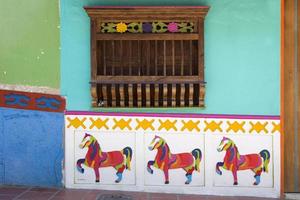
0 186 285 200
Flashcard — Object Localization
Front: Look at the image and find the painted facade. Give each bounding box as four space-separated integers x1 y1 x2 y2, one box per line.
0 0 281 198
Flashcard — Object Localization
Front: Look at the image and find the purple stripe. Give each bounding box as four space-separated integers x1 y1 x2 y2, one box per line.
65 110 280 120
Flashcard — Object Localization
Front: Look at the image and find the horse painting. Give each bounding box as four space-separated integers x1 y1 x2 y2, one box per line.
147 135 202 184
216 137 270 185
76 133 132 183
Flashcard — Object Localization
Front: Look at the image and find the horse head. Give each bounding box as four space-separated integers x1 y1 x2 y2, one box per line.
79 133 96 149
148 135 165 151
217 137 234 152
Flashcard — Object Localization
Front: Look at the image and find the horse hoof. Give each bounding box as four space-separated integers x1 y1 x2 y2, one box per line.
147 168 153 174
165 181 169 184
216 170 222 175
253 182 258 185
95 180 99 183
115 180 120 183
233 182 238 185
77 167 84 174
185 181 190 184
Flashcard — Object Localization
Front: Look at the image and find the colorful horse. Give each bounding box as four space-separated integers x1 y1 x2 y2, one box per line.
147 135 202 184
216 137 270 185
76 133 132 183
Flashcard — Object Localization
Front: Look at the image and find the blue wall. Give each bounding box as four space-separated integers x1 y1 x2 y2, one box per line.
0 108 63 187
61 0 280 115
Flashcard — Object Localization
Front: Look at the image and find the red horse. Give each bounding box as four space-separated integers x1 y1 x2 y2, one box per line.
147 135 202 184
77 133 132 183
216 137 270 185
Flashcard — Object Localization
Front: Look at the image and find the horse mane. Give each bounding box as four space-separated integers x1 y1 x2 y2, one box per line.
227 140 240 162
88 135 102 159
159 140 171 161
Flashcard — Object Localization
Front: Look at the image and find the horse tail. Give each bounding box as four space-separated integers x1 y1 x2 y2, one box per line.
259 149 270 173
192 148 202 172
122 147 133 170
76 158 85 173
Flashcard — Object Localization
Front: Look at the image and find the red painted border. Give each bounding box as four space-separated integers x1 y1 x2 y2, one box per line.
0 89 66 113
65 110 280 120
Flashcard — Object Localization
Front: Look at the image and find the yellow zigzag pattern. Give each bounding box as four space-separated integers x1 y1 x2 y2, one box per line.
66 117 280 134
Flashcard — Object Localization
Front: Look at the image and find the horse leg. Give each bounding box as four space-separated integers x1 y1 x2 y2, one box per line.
163 168 169 184
232 169 238 185
216 162 224 175
115 164 125 183
147 160 154 174
184 166 194 184
253 168 263 185
93 167 100 182
76 158 85 173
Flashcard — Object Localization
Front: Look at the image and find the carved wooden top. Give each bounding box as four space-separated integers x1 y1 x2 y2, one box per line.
84 6 210 19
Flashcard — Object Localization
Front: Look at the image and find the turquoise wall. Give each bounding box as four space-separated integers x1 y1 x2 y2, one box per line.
61 0 280 115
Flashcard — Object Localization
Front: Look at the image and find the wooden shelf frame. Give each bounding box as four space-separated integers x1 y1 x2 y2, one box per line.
85 6 209 107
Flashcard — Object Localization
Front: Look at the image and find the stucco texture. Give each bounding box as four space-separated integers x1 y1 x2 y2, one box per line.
0 108 64 187
60 0 280 115
0 0 60 89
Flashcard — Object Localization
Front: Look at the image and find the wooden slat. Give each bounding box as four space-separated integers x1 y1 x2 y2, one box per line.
94 75 204 84
128 84 133 107
199 85 205 107
102 84 107 107
146 41 150 75
181 40 184 75
172 84 176 106
284 0 296 192
137 84 142 107
154 84 159 106
189 40 193 75
129 41 132 75
155 41 158 75
119 84 125 107
180 84 185 106
163 84 168 107
111 41 115 75
138 40 141 76
103 41 107 75
172 40 175 75
163 40 166 76
120 41 123 75
111 85 116 107
189 84 194 106
146 84 151 107
96 33 199 40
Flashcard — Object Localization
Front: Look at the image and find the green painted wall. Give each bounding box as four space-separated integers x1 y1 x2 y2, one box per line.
61 0 280 115
0 0 60 89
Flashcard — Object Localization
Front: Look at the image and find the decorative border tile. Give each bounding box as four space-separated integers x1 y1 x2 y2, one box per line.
0 89 66 113
65 113 280 134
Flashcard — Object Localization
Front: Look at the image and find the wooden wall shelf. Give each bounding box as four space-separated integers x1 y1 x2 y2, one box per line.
85 6 209 108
